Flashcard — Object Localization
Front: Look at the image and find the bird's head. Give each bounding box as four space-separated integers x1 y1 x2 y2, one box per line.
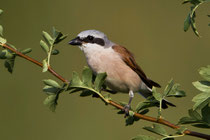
69 30 113 50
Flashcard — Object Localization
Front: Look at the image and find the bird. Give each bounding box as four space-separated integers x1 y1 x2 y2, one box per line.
69 30 175 115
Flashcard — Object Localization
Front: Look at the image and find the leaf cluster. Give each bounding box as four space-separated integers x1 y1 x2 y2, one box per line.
39 29 67 112
183 0 210 37
0 10 32 73
42 79 66 112
67 67 110 103
132 124 187 140
117 79 186 126
40 27 67 72
117 101 149 126
179 65 210 128
152 79 186 118
0 13 68 111
42 67 112 112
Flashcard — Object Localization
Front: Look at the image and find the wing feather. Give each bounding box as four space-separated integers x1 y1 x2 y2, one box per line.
112 45 161 89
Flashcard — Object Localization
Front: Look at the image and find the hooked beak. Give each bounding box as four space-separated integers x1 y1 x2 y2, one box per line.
69 37 82 46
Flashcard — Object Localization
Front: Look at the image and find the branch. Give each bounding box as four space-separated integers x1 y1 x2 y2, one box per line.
110 101 210 139
1 43 69 83
1 43 210 140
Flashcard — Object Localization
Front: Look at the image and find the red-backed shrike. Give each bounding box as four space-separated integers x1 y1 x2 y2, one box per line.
69 30 175 114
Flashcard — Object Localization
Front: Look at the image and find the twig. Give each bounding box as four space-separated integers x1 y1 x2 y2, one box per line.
1 43 210 140
109 101 210 139
1 43 69 83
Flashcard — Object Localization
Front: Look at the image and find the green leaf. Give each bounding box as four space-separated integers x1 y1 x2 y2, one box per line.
178 117 199 124
104 93 112 100
6 43 17 50
0 25 3 36
192 92 210 110
43 94 59 112
135 100 158 112
94 72 107 91
69 88 84 94
201 104 210 124
82 67 93 87
139 109 149 115
40 40 49 53
67 68 109 104
167 90 186 97
80 90 93 97
21 48 32 54
188 109 202 120
56 35 67 43
52 27 67 44
193 81 210 92
163 79 174 97
152 87 157 93
119 101 128 107
0 49 14 59
4 58 15 73
42 59 48 72
129 110 135 117
52 27 60 39
191 0 202 5
0 9 3 15
182 0 191 4
117 110 125 114
0 51 6 59
43 85 60 95
204 0 210 3
43 79 61 88
190 6 200 37
143 124 168 137
125 116 135 126
42 31 54 46
183 1 203 37
0 37 7 44
199 65 210 81
131 135 157 140
166 83 186 97
152 92 162 101
68 72 83 88
192 123 210 128
51 49 59 55
184 14 191 32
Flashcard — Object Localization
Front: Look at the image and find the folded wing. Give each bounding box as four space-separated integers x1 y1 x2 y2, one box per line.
112 44 161 89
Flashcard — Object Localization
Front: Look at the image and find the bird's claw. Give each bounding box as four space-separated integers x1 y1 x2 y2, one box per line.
123 104 130 118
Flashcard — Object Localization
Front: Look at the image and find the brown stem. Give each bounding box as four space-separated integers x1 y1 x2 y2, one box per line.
2 43 69 83
109 101 210 139
1 43 210 140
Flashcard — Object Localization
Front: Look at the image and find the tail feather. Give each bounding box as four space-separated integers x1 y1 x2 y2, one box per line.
148 79 161 88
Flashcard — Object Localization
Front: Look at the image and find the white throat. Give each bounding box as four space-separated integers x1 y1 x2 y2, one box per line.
81 43 106 58
80 43 118 74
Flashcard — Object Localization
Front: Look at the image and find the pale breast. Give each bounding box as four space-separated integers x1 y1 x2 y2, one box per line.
83 45 144 93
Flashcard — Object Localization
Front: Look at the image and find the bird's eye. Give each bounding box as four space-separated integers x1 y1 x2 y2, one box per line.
87 35 94 41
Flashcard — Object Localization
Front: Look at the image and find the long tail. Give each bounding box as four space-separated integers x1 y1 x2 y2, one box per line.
138 90 176 109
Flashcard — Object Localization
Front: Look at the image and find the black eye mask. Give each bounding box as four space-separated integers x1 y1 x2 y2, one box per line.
81 35 105 46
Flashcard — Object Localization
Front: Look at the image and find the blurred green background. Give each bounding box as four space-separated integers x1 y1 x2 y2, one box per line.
0 0 210 140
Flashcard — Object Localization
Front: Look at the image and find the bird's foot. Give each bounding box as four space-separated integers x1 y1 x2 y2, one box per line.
123 104 130 118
